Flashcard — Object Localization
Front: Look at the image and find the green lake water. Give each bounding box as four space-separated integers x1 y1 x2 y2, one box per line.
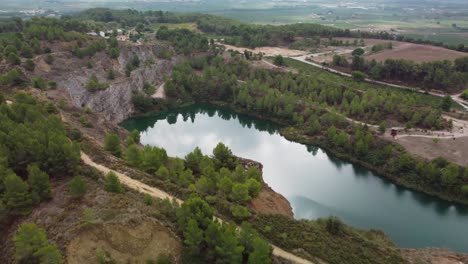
122 104 468 252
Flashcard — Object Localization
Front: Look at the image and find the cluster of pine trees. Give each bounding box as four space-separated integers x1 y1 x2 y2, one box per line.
176 196 272 263
164 55 468 204
105 130 264 220
0 93 81 226
336 54 468 92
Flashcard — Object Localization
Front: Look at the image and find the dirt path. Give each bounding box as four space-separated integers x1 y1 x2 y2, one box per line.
80 152 316 264
263 56 468 141
288 55 468 111
151 82 166 99
81 152 182 204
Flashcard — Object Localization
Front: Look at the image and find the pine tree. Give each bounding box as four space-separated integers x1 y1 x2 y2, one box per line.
230 183 251 203
34 245 63 264
216 224 243 263
104 133 122 157
125 144 142 167
68 176 87 199
183 219 204 257
4 173 33 216
248 237 272 264
104 171 124 193
156 165 170 180
28 165 52 202
13 223 48 262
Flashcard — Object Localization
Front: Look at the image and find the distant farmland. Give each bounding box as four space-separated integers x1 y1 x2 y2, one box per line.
366 42 467 63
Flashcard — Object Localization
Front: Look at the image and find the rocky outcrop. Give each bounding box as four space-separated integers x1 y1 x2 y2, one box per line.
47 44 182 123
238 157 294 218
248 184 294 218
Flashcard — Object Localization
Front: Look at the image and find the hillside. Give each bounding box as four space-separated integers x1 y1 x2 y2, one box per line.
0 9 467 264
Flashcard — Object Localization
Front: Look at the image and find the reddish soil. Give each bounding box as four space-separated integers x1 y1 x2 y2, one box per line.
248 185 294 218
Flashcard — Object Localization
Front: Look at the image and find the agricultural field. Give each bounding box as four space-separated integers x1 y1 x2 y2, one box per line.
302 37 468 64
366 42 468 63
149 23 198 32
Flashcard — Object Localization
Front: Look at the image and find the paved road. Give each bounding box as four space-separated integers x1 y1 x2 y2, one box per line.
81 152 316 264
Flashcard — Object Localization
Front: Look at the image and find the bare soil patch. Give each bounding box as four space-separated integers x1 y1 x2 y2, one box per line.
389 136 468 166
248 185 294 218
221 43 308 57
67 221 181 264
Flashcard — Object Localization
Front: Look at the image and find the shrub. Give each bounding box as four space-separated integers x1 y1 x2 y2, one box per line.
79 165 102 181
132 92 154 112
351 48 365 56
7 53 20 65
0 69 26 86
31 76 47 90
85 74 109 92
273 55 285 66
325 216 345 236
24 59 35 71
462 90 468 100
143 194 154 205
230 205 251 220
104 133 122 157
351 71 366 82
80 208 96 228
107 69 115 80
44 54 54 65
69 176 88 199
104 171 124 193
48 81 57 89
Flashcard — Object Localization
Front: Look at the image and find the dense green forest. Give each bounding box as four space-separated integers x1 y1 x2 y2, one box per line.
163 55 468 205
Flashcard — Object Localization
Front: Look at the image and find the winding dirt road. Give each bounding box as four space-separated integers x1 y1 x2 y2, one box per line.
80 152 315 264
288 54 468 111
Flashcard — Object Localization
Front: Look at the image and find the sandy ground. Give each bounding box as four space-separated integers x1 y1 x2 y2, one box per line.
67 221 181 264
384 115 468 166
151 82 166 99
221 43 309 57
391 135 468 166
80 152 315 264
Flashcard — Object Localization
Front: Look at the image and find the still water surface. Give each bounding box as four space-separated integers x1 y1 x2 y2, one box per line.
122 105 468 252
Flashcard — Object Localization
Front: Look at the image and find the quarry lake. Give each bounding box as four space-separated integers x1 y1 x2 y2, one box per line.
122 104 468 252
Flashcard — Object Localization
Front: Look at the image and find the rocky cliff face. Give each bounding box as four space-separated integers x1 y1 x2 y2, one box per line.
38 44 182 123
239 157 294 218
